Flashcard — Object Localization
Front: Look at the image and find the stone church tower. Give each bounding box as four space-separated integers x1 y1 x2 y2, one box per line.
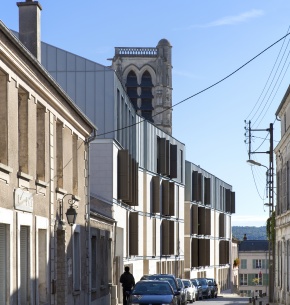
111 39 173 135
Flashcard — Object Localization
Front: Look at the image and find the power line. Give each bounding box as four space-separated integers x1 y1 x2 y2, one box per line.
96 31 290 138
246 26 290 120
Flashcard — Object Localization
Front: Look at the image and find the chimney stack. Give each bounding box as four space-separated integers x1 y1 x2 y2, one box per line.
243 234 247 240
17 0 42 61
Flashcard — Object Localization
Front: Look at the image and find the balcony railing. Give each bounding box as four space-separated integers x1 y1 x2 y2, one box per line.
115 47 158 57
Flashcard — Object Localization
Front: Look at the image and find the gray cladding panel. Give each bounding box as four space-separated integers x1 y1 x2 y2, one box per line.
67 53 76 71
46 44 57 71
57 49 67 71
76 56 86 71
76 72 86 110
86 60 96 72
67 72 76 101
56 72 67 91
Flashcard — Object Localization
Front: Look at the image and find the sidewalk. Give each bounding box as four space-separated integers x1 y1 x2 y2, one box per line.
220 289 274 305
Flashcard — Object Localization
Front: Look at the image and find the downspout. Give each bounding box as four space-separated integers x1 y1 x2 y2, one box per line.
86 129 97 305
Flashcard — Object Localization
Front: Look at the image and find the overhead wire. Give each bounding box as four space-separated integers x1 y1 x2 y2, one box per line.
246 25 290 121
96 31 290 138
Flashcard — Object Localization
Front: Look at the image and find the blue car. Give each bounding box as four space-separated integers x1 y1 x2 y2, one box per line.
128 280 179 305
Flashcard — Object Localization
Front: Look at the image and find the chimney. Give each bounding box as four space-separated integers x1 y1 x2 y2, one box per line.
17 0 42 61
243 234 247 240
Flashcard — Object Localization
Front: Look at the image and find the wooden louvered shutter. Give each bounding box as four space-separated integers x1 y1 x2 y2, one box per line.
170 144 177 178
231 192 235 213
118 150 129 201
192 171 198 201
204 177 211 205
191 205 198 235
129 212 139 255
191 238 198 268
162 180 170 216
152 176 161 213
169 182 175 216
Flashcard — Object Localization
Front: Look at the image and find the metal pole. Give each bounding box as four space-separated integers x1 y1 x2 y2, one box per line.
268 123 274 303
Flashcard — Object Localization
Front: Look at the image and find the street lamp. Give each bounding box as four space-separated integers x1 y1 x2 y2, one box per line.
59 193 78 226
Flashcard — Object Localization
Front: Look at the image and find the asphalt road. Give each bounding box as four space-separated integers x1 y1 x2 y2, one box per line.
193 295 249 304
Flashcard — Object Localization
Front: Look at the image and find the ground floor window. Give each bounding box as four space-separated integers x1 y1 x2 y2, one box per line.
0 223 8 305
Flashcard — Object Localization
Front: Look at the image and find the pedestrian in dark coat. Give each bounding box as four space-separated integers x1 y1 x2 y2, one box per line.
120 266 135 305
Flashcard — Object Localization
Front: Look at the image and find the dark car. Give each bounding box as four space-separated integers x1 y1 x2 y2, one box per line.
190 278 203 300
196 278 211 299
140 274 182 305
176 278 187 305
128 280 179 305
206 278 218 298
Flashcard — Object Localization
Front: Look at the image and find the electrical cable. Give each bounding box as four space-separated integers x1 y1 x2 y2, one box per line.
96 32 290 138
251 166 266 200
246 26 290 121
253 44 290 127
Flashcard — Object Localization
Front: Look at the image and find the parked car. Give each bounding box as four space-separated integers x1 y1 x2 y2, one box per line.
190 278 203 300
206 278 218 298
127 280 179 305
176 278 187 305
196 278 211 299
140 274 182 305
181 279 197 303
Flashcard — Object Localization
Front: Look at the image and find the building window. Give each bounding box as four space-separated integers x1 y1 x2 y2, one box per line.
240 274 248 286
0 223 8 304
140 71 153 122
254 273 262 285
241 259 247 269
73 229 81 291
38 229 47 303
56 120 63 189
37 103 46 181
72 134 78 195
0 70 8 165
18 87 29 173
91 236 97 289
20 225 30 304
254 259 262 269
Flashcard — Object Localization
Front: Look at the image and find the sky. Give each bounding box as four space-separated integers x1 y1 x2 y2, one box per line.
2 0 290 227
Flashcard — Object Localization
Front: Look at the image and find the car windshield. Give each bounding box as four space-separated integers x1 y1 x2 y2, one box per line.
145 276 177 290
191 279 198 286
132 282 173 295
182 280 190 286
198 279 207 285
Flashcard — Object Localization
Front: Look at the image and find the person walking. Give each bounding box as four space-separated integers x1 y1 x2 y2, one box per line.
120 266 135 305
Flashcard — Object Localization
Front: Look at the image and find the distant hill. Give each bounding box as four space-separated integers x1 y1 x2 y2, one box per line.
232 226 267 241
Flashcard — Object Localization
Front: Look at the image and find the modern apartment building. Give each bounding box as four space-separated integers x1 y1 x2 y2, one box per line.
0 3 95 304
184 161 235 292
238 238 269 297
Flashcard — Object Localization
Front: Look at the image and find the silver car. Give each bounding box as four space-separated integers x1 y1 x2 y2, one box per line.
181 279 197 303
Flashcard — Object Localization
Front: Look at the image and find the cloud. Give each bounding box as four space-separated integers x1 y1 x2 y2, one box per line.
205 9 264 27
175 9 264 30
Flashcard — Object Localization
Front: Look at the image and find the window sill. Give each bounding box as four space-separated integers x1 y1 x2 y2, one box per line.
36 179 47 195
17 171 33 181
0 163 13 184
73 290 81 296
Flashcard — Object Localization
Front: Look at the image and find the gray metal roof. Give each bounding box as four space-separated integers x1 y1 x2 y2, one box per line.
239 240 269 252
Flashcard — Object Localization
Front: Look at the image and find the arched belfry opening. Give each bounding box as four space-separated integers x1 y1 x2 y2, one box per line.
126 71 138 110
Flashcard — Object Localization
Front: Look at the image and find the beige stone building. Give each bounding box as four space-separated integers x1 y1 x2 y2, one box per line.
111 39 173 135
274 84 290 305
0 2 95 304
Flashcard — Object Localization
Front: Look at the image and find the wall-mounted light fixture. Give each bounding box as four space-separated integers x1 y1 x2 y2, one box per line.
59 193 78 226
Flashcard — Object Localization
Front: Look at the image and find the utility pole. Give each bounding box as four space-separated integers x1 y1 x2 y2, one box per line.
245 120 274 303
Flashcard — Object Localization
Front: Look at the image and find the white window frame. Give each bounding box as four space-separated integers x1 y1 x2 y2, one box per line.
0 208 13 305
72 224 81 292
35 216 49 305
240 274 248 286
255 259 262 269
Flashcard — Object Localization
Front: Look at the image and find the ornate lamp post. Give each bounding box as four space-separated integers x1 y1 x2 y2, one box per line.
59 193 78 227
